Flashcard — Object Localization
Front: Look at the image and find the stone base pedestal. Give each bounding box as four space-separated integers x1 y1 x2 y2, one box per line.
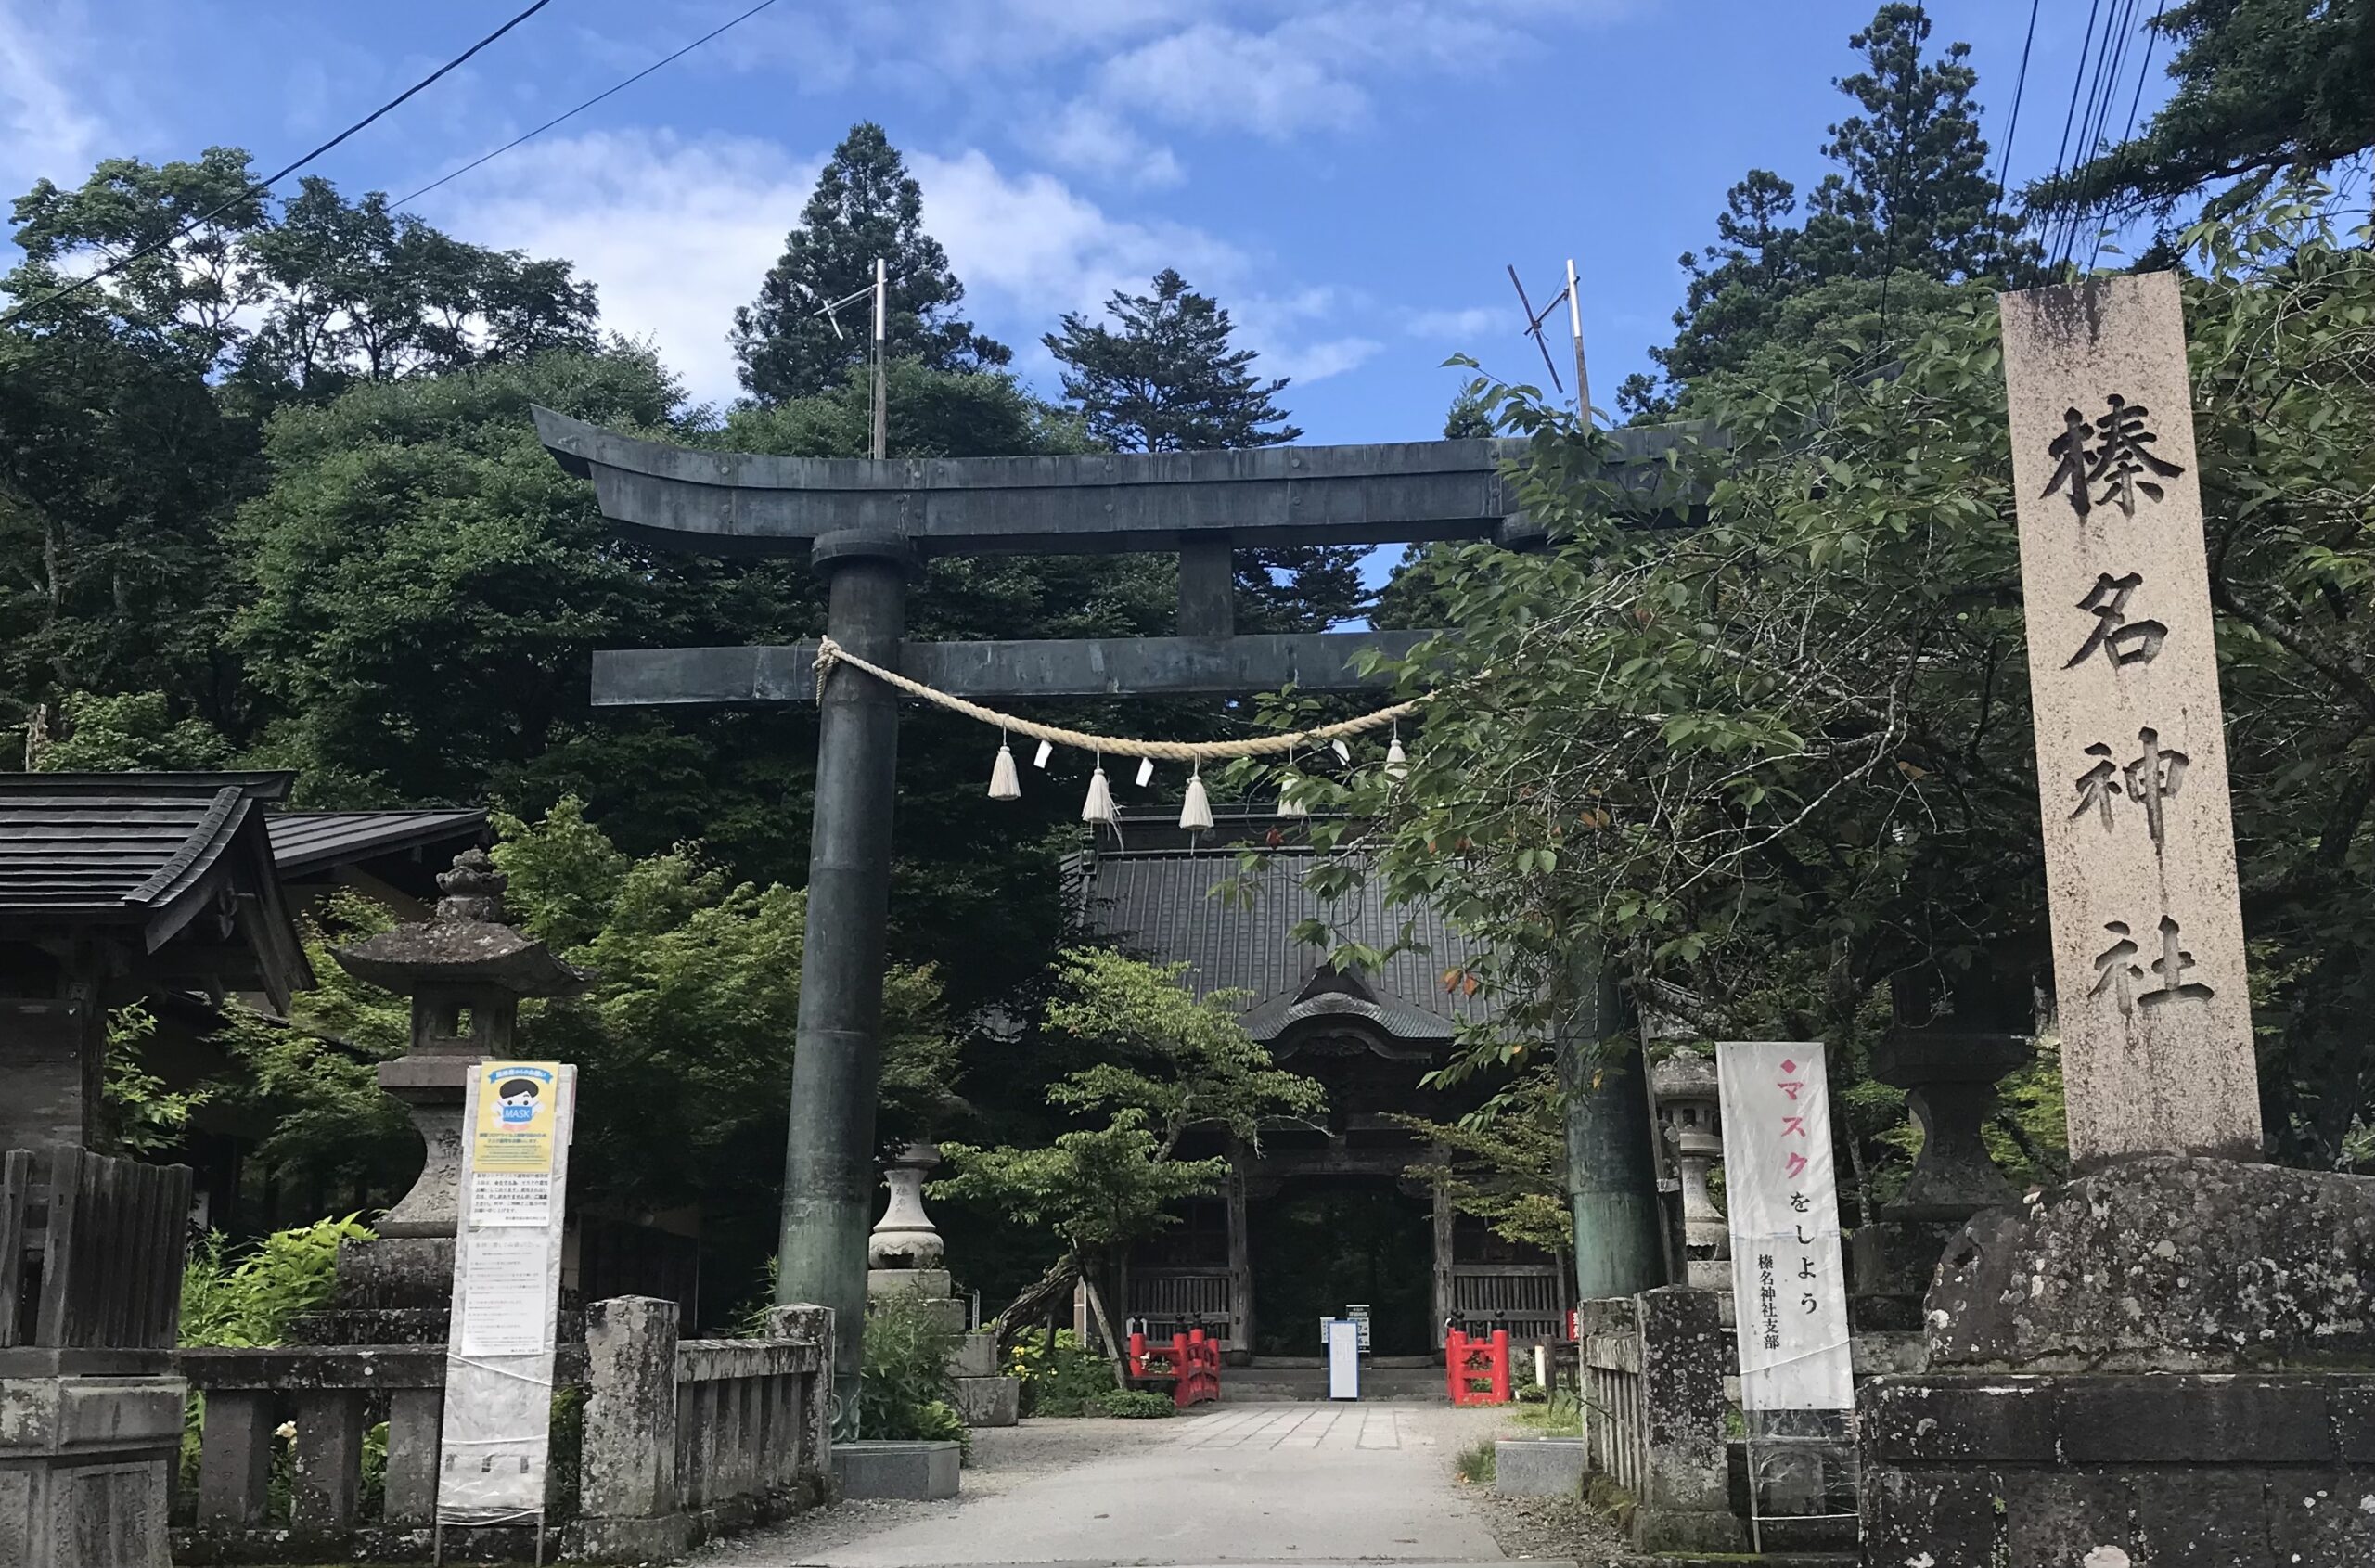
833 1440 960 1499
0 1372 185 1568
288 1235 456 1344
953 1375 1020 1427
1863 1372 2375 1566
1495 1437 1587 1497
1860 1156 2375 1566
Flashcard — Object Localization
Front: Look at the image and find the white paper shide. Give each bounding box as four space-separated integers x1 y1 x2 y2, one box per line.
1717 1041 1853 1411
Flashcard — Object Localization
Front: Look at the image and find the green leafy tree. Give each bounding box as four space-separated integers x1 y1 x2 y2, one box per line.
2030 0 2375 218
1276 186 2375 1201
934 950 1326 1369
730 122 1009 404
1392 1064 1572 1265
30 690 236 772
1046 267 1367 629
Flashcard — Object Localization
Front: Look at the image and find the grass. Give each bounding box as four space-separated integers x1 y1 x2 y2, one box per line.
1452 1437 1497 1485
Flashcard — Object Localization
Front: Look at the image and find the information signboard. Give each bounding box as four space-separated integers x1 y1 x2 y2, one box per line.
437 1060 575 1533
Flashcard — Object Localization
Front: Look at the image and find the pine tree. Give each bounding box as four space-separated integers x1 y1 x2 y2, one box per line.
1046 270 1370 629
1043 269 1301 452
730 122 1008 405
2029 0 2375 218
1622 3 2036 417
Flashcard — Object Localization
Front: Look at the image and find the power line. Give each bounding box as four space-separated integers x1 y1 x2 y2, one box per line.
1990 0 2042 226
0 0 557 329
2084 0 2167 272
2043 0 2108 269
392 0 782 212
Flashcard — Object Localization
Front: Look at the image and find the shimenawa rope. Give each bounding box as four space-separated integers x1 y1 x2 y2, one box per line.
812 635 1420 762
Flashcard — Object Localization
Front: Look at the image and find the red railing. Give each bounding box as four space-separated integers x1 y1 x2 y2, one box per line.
1126 1328 1223 1408
1444 1327 1512 1406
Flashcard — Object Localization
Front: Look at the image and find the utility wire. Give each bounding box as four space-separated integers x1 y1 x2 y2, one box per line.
0 0 556 328
2085 0 2166 272
2043 0 2107 269
1990 0 2042 228
392 0 782 211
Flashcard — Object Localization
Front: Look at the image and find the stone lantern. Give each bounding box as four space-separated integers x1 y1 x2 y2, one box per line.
1849 954 2032 1326
294 849 592 1343
867 1140 946 1268
1650 1050 1729 1290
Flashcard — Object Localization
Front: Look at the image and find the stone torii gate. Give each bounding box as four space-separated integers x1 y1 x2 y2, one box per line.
534 407 1675 1412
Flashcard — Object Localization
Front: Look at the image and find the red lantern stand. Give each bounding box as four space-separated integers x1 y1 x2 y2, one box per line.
1127 1328 1224 1409
1444 1327 1512 1406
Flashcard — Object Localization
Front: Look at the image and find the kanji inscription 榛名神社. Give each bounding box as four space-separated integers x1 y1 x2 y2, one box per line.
2002 272 2262 1167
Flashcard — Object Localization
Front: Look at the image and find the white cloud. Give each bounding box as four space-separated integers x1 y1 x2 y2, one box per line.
1404 305 1503 340
434 130 1364 407
0 2 100 193
1098 21 1368 137
436 130 821 407
1026 100 1185 189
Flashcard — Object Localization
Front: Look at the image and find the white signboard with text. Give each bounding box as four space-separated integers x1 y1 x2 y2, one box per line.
1717 1041 1852 1411
437 1060 575 1527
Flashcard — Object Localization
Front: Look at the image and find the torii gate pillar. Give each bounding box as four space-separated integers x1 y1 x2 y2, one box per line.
778 530 914 1431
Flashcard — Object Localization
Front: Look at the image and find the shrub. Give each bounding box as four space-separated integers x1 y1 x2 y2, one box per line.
860 1288 969 1459
180 1216 374 1347
1008 1329 1119 1416
1085 1389 1175 1419
1452 1438 1496 1485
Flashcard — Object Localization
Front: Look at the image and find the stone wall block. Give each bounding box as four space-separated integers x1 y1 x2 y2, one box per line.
289 1389 366 1531
1998 1468 2135 1567
2130 1470 2277 1566
2060 1376 2332 1465
2266 1473 2375 1566
1861 1375 2059 1464
193 1389 276 1526
1927 1158 2375 1371
582 1295 680 1521
1859 1465 2005 1568
380 1387 443 1526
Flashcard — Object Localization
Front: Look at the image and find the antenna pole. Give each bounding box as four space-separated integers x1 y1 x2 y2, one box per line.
870 255 888 461
1565 258 1593 426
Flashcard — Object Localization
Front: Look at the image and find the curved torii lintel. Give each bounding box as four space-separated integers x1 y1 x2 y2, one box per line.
533 405 1699 559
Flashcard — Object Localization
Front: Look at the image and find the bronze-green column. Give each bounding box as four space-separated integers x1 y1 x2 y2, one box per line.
1559 958 1665 1302
778 530 914 1437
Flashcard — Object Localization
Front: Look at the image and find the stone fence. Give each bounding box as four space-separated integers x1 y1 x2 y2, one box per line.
172 1296 832 1563
1573 1286 1923 1555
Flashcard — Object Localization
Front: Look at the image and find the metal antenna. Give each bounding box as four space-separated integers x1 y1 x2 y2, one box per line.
1507 263 1595 424
802 259 890 458
1506 264 1566 396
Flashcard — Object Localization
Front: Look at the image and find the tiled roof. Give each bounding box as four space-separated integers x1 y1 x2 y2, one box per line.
267 810 487 877
0 772 310 1006
1075 818 1498 1041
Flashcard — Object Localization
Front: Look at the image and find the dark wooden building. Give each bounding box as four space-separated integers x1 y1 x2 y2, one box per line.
1080 810 1567 1358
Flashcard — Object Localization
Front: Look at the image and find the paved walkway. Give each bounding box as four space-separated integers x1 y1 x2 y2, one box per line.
699 1403 1545 1568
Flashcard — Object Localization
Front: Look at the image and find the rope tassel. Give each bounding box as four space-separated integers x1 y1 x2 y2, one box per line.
989 739 1021 800
1385 733 1408 780
1180 768 1213 832
1081 757 1119 826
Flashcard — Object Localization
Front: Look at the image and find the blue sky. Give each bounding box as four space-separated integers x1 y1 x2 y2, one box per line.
2 1 2171 439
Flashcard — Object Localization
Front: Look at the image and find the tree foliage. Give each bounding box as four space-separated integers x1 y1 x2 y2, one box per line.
1046 267 1367 629
934 950 1324 1265
1624 3 2037 418
1278 186 2375 1186
730 122 1009 405
2030 0 2375 219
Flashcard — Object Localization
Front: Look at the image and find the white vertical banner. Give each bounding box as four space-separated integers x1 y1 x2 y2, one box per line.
438 1060 576 1527
1717 1042 1852 1411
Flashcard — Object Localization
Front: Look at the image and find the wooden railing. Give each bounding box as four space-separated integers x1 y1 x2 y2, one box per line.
3 1145 192 1349
1578 1297 1647 1497
1126 1268 1235 1344
1451 1264 1567 1342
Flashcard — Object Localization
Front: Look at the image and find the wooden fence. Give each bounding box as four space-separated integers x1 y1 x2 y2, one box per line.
2 1144 192 1349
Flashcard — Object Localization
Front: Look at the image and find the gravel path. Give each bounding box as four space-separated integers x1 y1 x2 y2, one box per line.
690 1404 1631 1568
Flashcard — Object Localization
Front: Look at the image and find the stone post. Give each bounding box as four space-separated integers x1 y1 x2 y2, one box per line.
1650 1052 1727 1291
573 1295 687 1562
1632 1287 1743 1553
764 1304 835 1483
